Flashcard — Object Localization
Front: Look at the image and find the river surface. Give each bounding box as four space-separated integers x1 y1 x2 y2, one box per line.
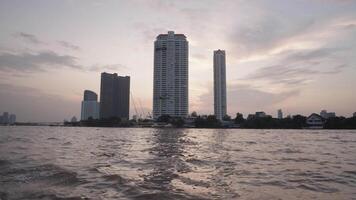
0 127 355 200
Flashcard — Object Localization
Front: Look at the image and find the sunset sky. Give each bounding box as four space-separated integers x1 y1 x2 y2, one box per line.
0 0 355 122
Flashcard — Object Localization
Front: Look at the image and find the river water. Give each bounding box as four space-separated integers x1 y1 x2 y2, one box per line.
0 127 355 200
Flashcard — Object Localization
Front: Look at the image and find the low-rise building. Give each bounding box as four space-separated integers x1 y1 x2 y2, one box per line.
320 110 336 119
255 112 267 118
306 113 325 129
71 116 77 123
247 114 255 120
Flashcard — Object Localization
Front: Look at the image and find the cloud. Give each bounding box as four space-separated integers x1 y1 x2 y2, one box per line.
0 51 82 72
58 41 80 51
242 47 349 87
89 63 128 72
0 48 129 75
13 32 45 45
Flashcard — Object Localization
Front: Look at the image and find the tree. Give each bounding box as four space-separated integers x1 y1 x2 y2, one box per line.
234 113 244 124
195 115 221 128
191 111 198 117
171 117 185 128
223 115 231 121
157 115 171 123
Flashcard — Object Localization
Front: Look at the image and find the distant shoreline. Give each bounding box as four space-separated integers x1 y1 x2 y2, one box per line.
2 124 356 130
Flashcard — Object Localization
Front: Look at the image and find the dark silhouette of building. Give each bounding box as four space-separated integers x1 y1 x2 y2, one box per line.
100 72 130 120
84 90 98 101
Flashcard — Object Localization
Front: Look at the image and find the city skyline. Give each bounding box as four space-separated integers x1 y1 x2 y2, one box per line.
0 0 355 122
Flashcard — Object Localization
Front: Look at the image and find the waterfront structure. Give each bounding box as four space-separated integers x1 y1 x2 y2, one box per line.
247 112 269 120
255 111 267 118
2 112 9 124
320 110 336 119
71 116 77 123
278 109 283 119
213 49 227 121
81 90 100 120
0 112 16 125
306 113 325 129
9 114 16 124
152 31 188 119
100 72 130 120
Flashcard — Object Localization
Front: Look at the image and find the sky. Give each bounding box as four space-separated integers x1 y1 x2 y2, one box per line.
0 0 355 122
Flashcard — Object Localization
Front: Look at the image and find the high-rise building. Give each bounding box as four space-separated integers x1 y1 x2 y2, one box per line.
278 109 283 119
84 90 98 101
2 112 9 124
153 31 188 119
214 49 227 121
100 72 130 120
81 90 100 120
9 114 16 124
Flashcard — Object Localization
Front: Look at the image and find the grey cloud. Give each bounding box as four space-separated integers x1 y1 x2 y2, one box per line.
243 47 349 86
0 51 81 72
58 41 80 51
227 0 356 59
13 32 45 45
283 48 343 63
89 64 127 72
229 13 316 57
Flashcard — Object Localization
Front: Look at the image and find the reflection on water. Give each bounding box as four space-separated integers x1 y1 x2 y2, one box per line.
0 127 356 199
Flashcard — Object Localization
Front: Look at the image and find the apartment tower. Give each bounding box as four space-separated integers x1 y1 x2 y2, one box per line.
214 50 227 120
100 72 130 120
153 31 189 119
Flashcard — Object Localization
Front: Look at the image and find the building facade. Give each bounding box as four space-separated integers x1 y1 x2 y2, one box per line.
320 110 336 119
2 112 9 124
153 31 188 119
84 90 98 101
0 112 16 125
306 113 325 129
8 114 16 124
100 72 130 120
213 49 227 120
278 109 283 119
81 90 100 121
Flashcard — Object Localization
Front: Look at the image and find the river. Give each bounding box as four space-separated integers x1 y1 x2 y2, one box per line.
0 127 355 199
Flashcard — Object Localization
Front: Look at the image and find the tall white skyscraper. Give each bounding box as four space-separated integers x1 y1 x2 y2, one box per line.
214 50 227 121
153 31 189 119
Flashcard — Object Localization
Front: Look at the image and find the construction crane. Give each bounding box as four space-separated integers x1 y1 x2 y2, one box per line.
130 92 140 119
